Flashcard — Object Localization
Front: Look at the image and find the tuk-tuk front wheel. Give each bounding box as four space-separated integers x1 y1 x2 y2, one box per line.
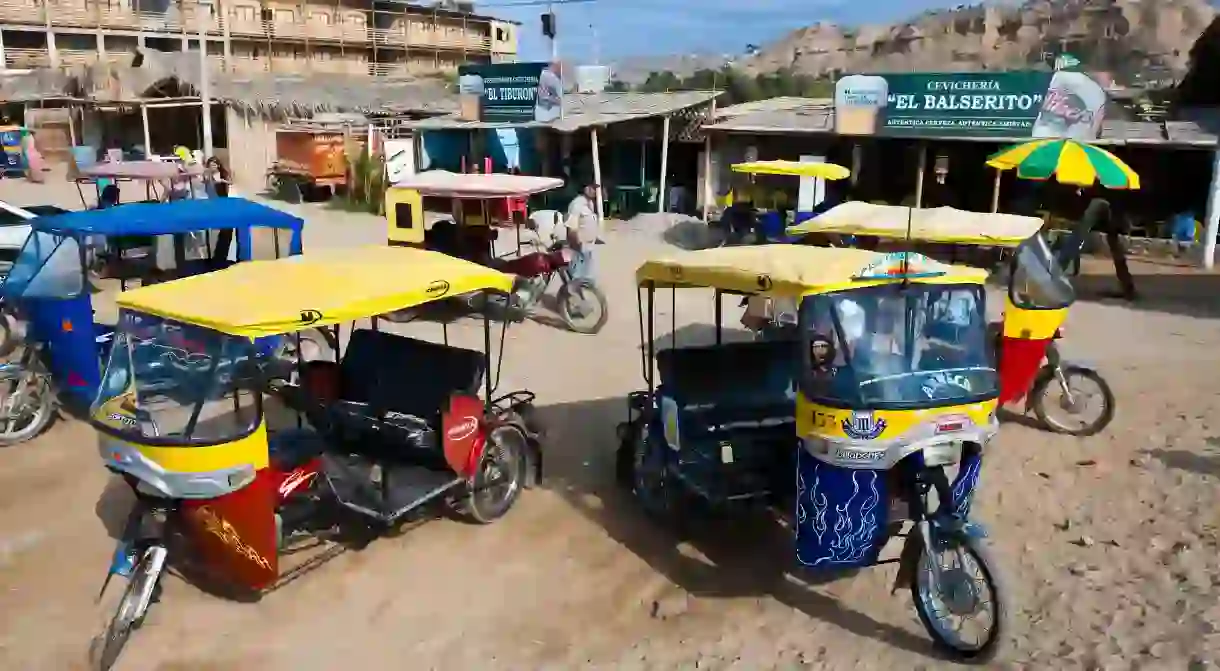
911 535 1009 664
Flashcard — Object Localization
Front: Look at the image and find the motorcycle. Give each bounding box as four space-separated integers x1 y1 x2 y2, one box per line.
487 240 609 335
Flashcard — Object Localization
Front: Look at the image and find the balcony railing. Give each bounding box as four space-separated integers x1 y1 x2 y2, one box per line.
46 0 94 27
58 48 100 66
369 62 410 77
4 48 51 69
0 0 44 24
370 27 405 46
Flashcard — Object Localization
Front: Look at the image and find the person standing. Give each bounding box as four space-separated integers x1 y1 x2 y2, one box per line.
564 181 600 280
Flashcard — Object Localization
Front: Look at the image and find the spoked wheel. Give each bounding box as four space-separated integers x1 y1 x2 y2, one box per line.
97 550 161 671
1032 365 1115 437
631 421 683 524
458 426 525 524
0 310 15 358
911 535 1008 663
556 279 608 334
0 370 54 446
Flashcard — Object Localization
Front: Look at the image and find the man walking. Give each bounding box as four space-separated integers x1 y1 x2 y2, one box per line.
564 181 600 279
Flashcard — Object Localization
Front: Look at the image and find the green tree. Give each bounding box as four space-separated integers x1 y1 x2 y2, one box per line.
606 78 630 92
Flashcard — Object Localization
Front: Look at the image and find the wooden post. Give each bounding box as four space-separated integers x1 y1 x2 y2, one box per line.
701 130 712 222
851 142 862 187
66 104 76 146
140 103 151 156
990 169 1001 213
657 114 670 213
913 142 927 208
590 126 603 224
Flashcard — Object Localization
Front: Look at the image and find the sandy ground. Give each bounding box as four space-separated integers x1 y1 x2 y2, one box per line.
2 176 1220 670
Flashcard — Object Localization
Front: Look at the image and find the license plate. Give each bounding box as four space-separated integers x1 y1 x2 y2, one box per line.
109 540 136 578
832 447 887 463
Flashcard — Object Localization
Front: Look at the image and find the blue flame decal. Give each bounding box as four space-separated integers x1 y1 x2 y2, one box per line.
795 451 889 568
951 452 983 517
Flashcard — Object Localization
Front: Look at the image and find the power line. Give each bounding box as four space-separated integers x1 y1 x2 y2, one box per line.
479 0 596 7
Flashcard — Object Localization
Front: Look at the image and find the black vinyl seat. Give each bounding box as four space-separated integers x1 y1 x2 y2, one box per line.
326 329 486 458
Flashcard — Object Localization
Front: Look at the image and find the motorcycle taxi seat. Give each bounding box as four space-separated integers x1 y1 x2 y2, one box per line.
328 329 486 457
655 341 798 441
655 341 800 499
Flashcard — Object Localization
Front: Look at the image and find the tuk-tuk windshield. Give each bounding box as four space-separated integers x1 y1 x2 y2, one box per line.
799 283 997 409
92 311 261 445
3 231 84 299
1009 232 1074 310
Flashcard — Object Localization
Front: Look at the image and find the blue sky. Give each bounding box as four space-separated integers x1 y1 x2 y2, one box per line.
487 0 962 62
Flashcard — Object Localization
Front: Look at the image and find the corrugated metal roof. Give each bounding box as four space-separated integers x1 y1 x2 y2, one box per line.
401 90 721 133
704 103 834 134
704 98 1216 148
0 69 74 103
714 96 830 120
1164 121 1219 146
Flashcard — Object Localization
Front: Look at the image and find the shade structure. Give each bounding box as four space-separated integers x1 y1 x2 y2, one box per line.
730 160 850 181
986 139 1140 190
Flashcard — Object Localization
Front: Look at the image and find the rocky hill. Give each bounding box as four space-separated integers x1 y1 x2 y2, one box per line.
617 0 1215 87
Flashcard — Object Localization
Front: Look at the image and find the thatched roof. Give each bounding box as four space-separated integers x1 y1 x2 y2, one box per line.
74 49 457 117
402 90 721 133
0 69 76 103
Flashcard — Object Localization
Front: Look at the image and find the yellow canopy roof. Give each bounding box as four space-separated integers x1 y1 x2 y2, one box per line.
786 201 1043 246
116 246 515 337
730 160 850 180
636 245 987 296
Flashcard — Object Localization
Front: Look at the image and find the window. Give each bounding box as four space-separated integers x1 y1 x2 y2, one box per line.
799 284 996 409
311 11 330 25
4 231 83 300
275 8 294 22
495 27 507 41
94 312 262 445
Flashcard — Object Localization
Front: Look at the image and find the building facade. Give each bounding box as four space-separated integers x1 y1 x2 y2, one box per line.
0 0 518 77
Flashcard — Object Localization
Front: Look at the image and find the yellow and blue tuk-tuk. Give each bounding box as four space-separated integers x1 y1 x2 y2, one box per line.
790 201 1115 436
619 244 1008 662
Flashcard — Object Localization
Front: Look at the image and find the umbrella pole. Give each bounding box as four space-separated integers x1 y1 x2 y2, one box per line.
991 169 1001 213
914 142 927 208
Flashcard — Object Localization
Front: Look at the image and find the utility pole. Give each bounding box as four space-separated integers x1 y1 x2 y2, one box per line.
198 0 213 158
590 22 599 65
547 1 558 62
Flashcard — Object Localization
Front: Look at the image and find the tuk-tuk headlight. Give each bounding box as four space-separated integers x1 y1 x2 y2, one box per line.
923 441 962 467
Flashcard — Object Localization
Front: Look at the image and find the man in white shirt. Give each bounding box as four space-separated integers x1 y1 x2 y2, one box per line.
564 181 600 280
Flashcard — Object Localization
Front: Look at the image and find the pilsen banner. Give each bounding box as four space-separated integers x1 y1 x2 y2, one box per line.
457 62 563 124
834 71 1107 140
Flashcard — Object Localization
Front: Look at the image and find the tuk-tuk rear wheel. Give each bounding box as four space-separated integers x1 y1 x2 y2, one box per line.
456 426 526 524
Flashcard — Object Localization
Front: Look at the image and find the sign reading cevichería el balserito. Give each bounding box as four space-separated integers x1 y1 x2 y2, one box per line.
833 70 1107 140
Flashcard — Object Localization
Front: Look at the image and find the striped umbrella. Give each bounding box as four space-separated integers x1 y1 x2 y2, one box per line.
986 138 1140 190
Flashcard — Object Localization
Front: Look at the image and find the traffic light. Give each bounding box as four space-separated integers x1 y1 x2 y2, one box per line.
541 12 556 38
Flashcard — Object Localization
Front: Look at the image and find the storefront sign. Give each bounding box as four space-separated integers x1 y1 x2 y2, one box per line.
834 71 1106 140
457 62 563 124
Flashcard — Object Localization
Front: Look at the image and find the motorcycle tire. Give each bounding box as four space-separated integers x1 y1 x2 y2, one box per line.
455 426 526 524
1031 365 1115 437
910 534 1010 664
0 310 16 358
0 372 55 446
556 279 608 335
97 548 162 671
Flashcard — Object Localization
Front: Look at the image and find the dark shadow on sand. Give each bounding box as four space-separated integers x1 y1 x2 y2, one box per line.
532 390 945 659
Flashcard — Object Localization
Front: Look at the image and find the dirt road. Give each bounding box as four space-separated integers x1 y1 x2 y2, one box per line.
2 181 1220 669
